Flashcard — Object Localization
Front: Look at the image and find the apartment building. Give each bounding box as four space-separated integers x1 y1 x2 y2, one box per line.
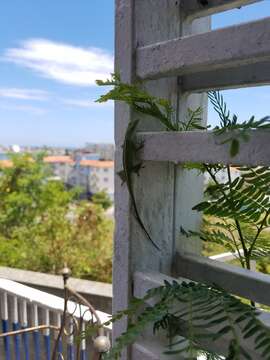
45 156 114 198
44 155 74 183
81 160 114 199
0 155 114 199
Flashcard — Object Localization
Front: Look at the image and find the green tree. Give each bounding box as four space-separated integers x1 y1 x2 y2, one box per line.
0 152 52 237
0 153 113 282
91 190 113 210
68 201 113 282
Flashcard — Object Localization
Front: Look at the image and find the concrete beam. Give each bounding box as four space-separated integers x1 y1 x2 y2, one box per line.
138 129 270 167
173 252 270 306
181 60 270 92
137 17 270 80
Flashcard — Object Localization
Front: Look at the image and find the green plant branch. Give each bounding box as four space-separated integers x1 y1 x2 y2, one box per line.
226 165 249 268
223 218 245 268
204 164 249 268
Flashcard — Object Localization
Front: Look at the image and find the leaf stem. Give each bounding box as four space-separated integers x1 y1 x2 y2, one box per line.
204 165 249 268
226 165 249 268
223 218 245 268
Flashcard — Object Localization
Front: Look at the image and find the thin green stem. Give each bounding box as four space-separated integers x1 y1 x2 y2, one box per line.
226 165 249 269
205 165 249 268
226 166 257 307
223 218 245 268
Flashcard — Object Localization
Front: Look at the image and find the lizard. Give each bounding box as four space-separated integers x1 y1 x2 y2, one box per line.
118 119 161 251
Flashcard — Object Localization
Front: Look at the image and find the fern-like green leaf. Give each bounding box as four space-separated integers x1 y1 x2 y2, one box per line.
99 281 270 360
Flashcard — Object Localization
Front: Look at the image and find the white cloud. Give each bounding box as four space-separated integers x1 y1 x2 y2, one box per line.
61 98 113 108
3 39 114 87
0 103 46 115
0 88 49 101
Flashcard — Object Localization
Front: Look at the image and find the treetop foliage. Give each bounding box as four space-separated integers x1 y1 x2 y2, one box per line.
0 152 113 282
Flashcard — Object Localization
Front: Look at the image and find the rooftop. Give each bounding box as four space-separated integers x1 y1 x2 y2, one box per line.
0 157 114 168
44 155 74 164
80 160 114 168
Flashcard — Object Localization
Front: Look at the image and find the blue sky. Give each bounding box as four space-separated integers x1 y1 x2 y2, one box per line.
0 1 269 147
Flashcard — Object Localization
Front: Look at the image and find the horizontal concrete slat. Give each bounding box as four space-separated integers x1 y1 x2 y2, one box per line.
137 130 270 166
133 271 174 300
182 0 262 19
182 60 270 92
137 17 270 80
173 252 270 306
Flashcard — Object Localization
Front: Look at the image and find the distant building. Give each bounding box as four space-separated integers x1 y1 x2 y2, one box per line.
0 160 12 168
0 154 115 199
84 143 114 160
81 160 114 199
45 156 114 198
44 156 74 184
81 153 100 161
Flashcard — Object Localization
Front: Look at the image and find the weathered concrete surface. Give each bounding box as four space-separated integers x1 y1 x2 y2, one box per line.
137 17 270 80
182 60 270 92
138 129 270 167
173 252 270 306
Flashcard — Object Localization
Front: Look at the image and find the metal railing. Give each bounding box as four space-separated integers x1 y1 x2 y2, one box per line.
0 269 111 359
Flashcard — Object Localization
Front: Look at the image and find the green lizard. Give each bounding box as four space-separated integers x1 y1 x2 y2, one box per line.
118 119 160 251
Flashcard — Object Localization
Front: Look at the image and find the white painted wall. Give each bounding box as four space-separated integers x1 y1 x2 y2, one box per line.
89 166 114 198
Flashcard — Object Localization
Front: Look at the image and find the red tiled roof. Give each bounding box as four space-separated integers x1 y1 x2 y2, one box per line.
0 160 13 168
44 156 74 164
80 160 114 168
0 157 114 168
